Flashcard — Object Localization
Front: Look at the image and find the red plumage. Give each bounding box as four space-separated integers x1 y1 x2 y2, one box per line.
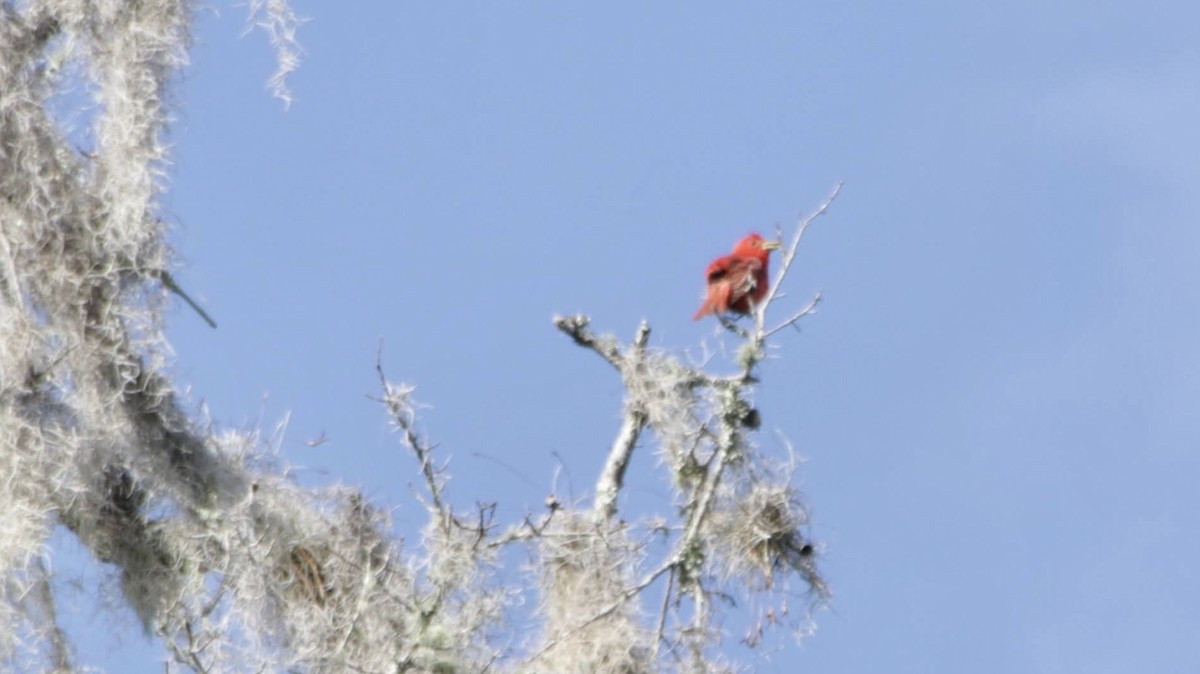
692 233 780 320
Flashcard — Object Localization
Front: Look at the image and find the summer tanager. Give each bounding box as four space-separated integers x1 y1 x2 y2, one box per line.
692 233 781 320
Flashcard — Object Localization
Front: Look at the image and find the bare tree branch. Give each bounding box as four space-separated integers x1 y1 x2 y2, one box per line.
761 181 844 316
553 314 624 370
372 346 450 527
159 270 218 329
764 291 823 338
1 0 836 668
592 320 651 521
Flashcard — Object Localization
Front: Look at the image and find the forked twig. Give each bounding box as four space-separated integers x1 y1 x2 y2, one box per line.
371 345 449 525
749 181 842 342
764 291 822 338
554 315 653 521
762 181 843 313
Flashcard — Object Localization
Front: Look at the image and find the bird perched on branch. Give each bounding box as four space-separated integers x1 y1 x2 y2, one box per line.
693 233 781 320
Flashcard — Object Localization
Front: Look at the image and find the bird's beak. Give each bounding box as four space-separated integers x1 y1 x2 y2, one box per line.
762 240 782 251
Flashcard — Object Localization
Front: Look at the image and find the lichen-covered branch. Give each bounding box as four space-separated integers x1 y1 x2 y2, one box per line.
548 187 839 670
553 318 652 522
0 0 837 669
373 347 450 527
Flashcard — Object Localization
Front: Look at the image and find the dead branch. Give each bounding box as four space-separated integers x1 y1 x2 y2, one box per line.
372 346 450 528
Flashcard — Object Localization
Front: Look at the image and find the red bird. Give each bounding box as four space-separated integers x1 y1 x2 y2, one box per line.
693 233 781 320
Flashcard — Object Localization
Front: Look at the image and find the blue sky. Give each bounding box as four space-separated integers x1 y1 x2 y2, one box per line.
67 2 1200 672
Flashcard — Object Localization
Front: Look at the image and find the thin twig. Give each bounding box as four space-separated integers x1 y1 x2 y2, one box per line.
763 291 822 339
653 567 676 660
372 345 448 524
161 270 218 329
761 181 843 313
553 314 622 370
489 507 558 548
750 181 842 346
526 559 677 665
717 314 750 338
30 557 73 672
680 432 734 548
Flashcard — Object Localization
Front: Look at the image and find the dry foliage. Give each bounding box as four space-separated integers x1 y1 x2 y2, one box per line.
0 2 835 672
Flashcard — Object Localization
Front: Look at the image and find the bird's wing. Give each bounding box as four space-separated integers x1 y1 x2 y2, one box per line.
706 255 762 288
695 255 767 319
